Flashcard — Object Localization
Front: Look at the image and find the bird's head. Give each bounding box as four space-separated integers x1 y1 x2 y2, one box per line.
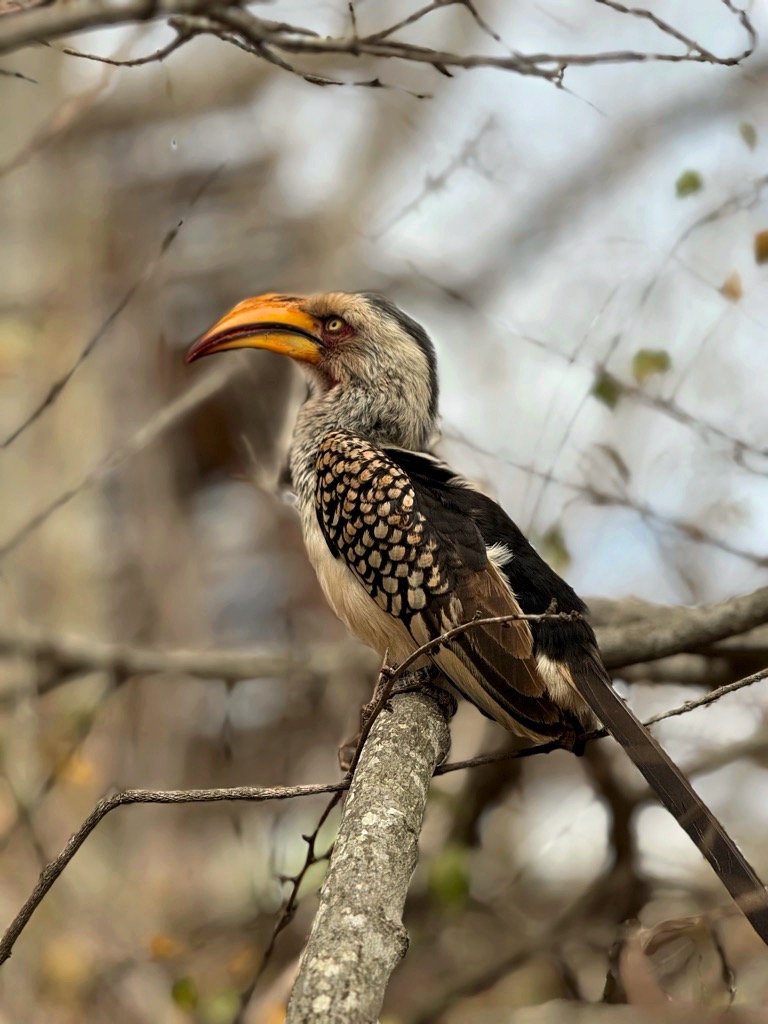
186 291 439 448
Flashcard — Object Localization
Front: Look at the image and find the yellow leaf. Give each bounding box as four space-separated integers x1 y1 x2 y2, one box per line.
0 315 36 377
719 271 743 301
149 934 183 960
57 752 95 786
264 1008 287 1024
227 944 259 979
40 936 92 994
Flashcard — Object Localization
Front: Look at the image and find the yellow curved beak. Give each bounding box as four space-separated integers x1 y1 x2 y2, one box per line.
185 294 323 365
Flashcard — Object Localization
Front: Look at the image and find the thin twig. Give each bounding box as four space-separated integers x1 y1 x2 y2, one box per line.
443 427 768 571
0 64 36 82
0 780 347 967
59 27 191 66
644 666 768 727
436 666 768 776
232 789 343 1023
0 0 755 84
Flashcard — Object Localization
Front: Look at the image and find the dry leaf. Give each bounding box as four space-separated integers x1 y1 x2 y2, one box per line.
617 916 734 1008
754 230 768 265
149 934 184 959
719 271 743 301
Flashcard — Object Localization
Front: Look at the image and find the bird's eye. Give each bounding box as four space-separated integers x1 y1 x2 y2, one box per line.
324 317 346 334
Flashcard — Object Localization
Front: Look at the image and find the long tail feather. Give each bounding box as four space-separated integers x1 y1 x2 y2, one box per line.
572 664 768 946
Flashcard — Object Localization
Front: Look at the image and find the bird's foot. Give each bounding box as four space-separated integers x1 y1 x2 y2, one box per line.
338 667 456 771
374 666 458 721
568 734 587 756
338 736 358 773
558 718 588 756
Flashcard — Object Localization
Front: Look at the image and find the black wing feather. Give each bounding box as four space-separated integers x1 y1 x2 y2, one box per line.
385 447 596 665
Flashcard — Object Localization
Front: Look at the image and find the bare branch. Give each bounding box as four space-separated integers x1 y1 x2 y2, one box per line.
643 666 768 728
3 584 767 700
59 26 192 66
600 586 768 669
234 663 412 1019
233 790 342 1022
593 0 754 65
0 0 755 87
444 427 768 570
0 620 330 692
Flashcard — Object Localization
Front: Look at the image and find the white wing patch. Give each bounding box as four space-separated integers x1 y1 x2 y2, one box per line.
486 542 514 570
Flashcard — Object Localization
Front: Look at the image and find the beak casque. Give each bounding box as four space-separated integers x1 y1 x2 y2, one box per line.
185 294 323 365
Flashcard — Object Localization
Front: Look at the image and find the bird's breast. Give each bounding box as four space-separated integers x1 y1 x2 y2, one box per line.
301 509 418 665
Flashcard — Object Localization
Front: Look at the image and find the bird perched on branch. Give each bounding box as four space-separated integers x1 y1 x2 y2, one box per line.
187 290 768 944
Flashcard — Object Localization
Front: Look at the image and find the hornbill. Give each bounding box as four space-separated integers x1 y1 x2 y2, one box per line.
186 290 768 943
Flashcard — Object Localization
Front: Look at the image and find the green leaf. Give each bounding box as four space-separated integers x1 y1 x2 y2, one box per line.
201 991 241 1024
428 843 470 912
631 348 672 385
675 170 703 198
171 977 199 1013
739 122 757 150
539 524 571 573
591 370 622 409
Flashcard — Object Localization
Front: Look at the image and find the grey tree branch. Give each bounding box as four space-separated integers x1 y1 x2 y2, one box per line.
3 585 767 699
0 620 365 693
286 691 451 1024
599 586 768 669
